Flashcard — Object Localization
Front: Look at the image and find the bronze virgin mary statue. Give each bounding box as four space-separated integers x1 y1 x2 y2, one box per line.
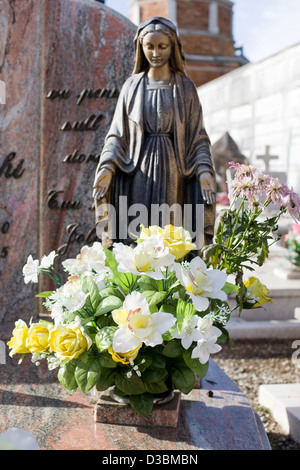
93 17 216 247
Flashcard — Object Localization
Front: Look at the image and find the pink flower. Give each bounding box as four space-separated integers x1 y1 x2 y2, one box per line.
228 162 300 221
292 224 300 234
280 189 300 221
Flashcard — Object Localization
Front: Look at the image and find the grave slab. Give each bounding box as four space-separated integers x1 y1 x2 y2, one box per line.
259 384 300 445
0 355 270 450
228 245 300 322
227 317 300 340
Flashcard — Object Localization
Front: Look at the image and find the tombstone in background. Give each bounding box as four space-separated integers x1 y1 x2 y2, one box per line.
212 132 248 192
0 0 136 333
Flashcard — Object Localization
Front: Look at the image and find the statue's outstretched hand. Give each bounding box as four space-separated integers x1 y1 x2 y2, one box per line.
93 168 113 199
199 171 216 205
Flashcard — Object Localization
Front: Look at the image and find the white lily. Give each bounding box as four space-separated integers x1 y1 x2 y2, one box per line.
62 242 106 275
113 235 175 279
191 335 222 364
197 315 223 340
39 250 57 269
173 257 227 311
172 315 203 349
61 276 88 313
22 255 39 284
112 291 176 353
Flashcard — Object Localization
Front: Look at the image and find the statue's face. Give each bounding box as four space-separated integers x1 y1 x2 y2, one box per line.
142 31 172 69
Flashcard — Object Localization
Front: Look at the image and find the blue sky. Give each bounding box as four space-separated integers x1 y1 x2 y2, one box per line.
105 0 300 63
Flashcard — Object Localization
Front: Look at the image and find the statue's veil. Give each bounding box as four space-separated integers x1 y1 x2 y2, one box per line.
133 17 186 75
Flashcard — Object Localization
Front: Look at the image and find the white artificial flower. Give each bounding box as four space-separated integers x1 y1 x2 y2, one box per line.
48 276 88 314
62 242 106 275
172 315 203 349
22 255 39 284
39 250 57 269
173 257 227 311
197 315 223 340
191 335 222 364
49 303 65 325
113 235 175 279
112 291 176 353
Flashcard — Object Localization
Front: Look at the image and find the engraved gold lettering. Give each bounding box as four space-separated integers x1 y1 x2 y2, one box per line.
46 89 71 99
60 113 104 131
76 87 119 105
47 190 82 210
62 149 100 164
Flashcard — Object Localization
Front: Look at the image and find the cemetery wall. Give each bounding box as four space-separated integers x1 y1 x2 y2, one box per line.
197 42 300 192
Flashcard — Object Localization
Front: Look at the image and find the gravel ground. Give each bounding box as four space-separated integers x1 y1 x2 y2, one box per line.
213 338 300 450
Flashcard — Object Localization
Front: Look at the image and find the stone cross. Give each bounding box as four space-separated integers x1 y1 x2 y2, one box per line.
256 145 279 172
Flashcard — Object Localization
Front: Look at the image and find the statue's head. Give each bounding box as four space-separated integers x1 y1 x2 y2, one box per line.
133 17 186 75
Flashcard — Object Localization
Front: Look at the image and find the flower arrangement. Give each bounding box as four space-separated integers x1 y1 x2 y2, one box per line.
284 224 300 268
202 162 300 313
8 163 300 418
8 225 236 418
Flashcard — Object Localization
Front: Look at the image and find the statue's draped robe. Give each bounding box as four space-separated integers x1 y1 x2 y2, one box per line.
94 71 215 246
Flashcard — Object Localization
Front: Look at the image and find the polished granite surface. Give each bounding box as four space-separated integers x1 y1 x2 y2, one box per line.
0 353 269 450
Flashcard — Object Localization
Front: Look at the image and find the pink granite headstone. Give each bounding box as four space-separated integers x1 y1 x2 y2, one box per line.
0 0 136 332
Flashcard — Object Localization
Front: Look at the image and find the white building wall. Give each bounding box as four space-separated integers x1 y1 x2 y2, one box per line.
198 42 300 192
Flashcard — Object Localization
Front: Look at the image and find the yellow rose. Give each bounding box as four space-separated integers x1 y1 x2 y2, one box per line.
7 320 30 357
244 277 273 308
26 321 53 354
49 321 92 362
161 225 197 260
108 345 142 364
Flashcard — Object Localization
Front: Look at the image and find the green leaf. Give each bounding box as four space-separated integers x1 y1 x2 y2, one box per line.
115 272 137 294
95 326 117 352
176 299 196 334
96 367 116 391
81 277 101 310
257 240 269 266
159 302 177 315
115 370 146 395
141 290 168 307
171 364 195 394
183 349 209 378
129 393 153 417
103 247 119 271
144 350 166 369
98 350 117 368
35 291 54 298
137 275 163 292
142 366 168 384
144 381 168 394
222 282 239 295
57 361 78 391
135 354 152 372
103 247 136 294
162 340 182 358
95 296 123 316
75 357 102 394
99 286 124 300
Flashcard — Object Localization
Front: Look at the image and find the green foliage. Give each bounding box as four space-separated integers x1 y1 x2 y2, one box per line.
129 393 154 418
95 326 117 352
74 357 102 394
